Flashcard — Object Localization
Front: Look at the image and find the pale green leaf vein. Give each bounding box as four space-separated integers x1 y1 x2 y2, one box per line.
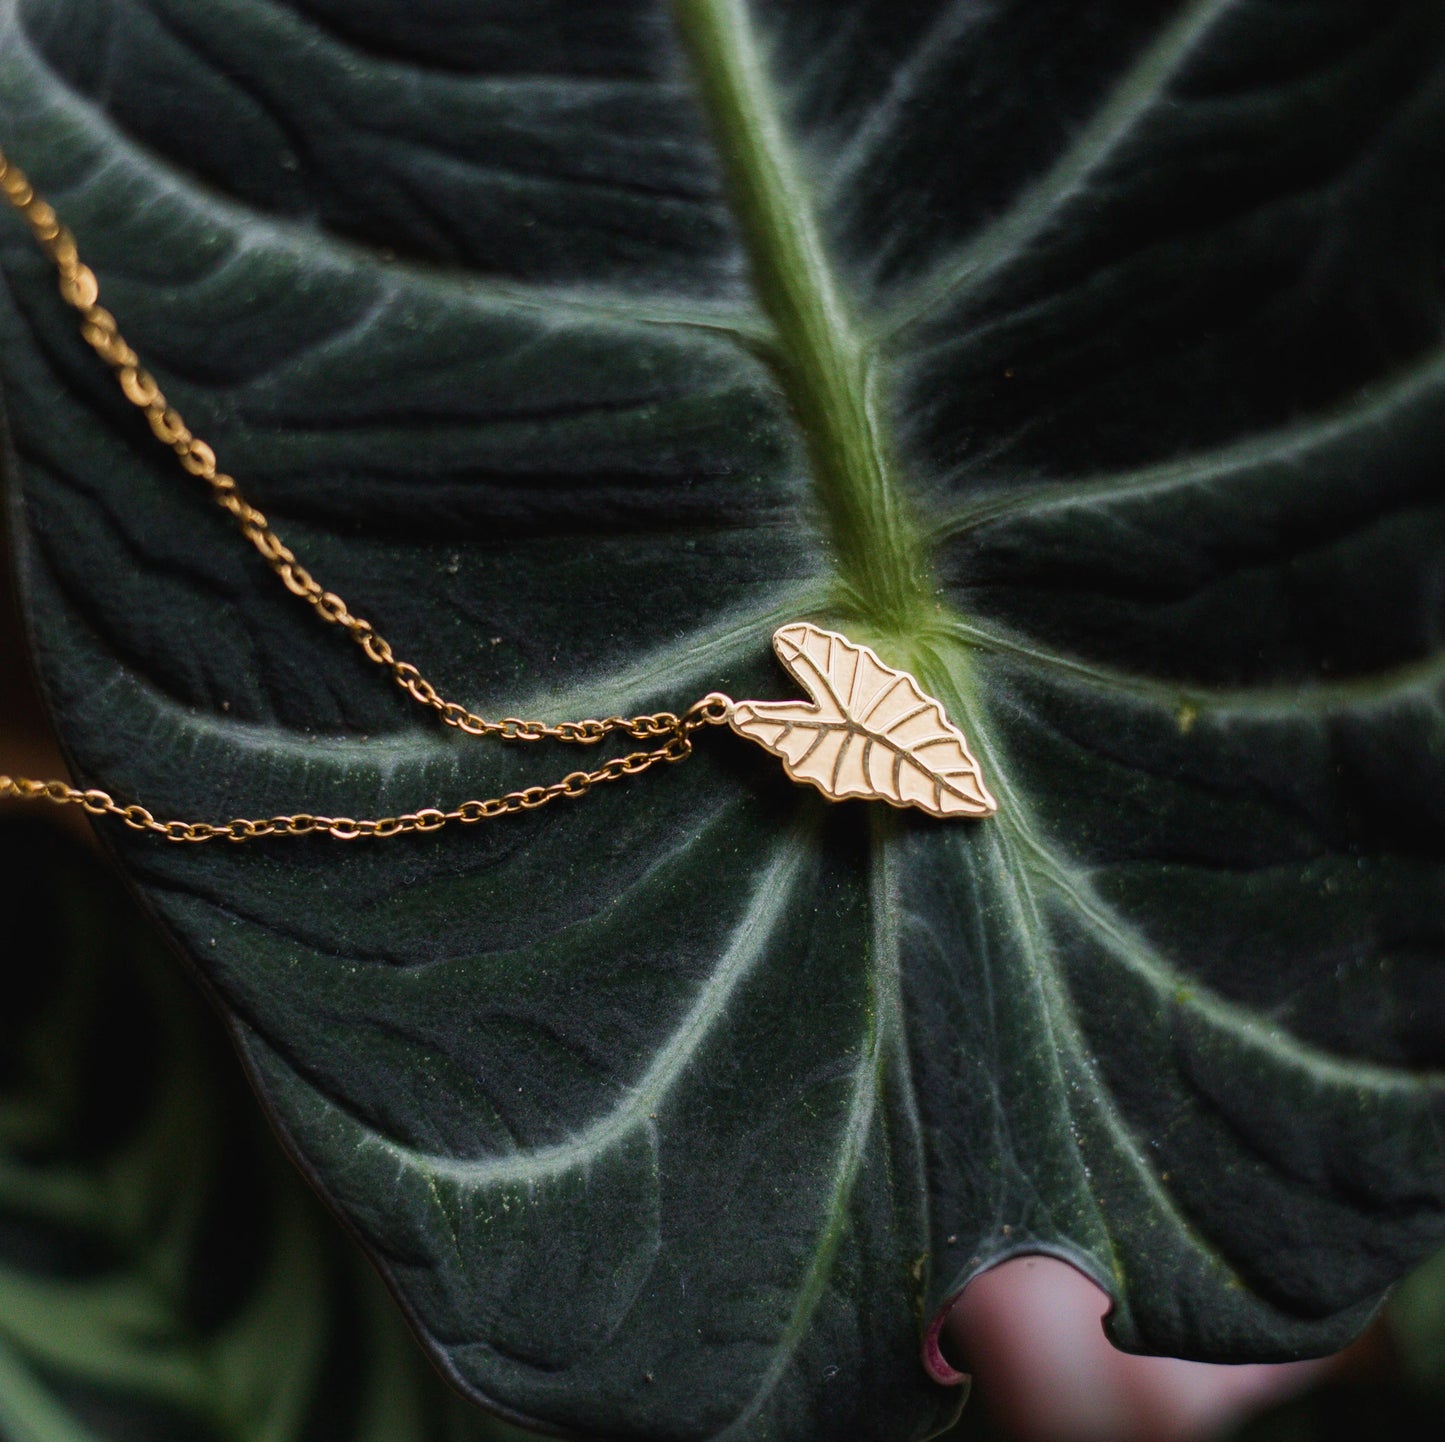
932 662 1261 1291
929 342 1445 540
947 654 1445 1097
941 617 1445 723
822 0 991 200
882 0 1241 341
339 831 808 1187
0 6 764 343
717 816 923 1434
717 1046 878 1438
1032 851 1445 1096
54 581 821 779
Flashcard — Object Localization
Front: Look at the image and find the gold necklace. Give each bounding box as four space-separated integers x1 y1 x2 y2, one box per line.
0 147 997 841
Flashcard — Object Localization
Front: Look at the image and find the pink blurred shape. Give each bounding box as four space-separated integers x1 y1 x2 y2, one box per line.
943 1256 1333 1442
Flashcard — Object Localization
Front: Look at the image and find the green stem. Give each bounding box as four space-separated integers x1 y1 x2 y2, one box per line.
675 0 931 632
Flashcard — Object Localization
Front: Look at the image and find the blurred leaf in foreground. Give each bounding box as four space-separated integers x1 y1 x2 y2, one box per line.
0 817 523 1442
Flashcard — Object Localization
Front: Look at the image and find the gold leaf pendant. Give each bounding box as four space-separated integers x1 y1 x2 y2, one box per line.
729 623 997 819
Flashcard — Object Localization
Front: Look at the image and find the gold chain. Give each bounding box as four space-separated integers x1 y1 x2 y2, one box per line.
0 146 734 840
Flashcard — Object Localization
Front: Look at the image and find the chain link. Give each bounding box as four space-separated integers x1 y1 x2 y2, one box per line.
0 146 735 839
0 698 730 841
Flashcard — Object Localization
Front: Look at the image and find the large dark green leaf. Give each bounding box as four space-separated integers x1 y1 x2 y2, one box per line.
2 0 1444 1438
0 818 524 1442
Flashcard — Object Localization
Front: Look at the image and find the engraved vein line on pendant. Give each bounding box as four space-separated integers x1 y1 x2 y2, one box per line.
784 640 850 716
333 834 808 1185
881 0 1243 342
942 618 1445 720
768 715 960 763
793 724 830 770
763 716 982 800
849 659 903 726
856 674 905 727
844 648 863 709
928 342 1445 540
910 734 960 751
0 11 766 343
884 699 934 732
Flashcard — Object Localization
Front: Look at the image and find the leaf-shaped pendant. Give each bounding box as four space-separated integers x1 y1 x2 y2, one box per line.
730 622 997 818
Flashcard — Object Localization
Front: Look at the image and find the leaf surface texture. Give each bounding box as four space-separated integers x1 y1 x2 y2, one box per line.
1 1 1444 1438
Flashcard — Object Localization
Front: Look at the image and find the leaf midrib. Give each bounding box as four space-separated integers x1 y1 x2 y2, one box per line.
673 0 931 633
